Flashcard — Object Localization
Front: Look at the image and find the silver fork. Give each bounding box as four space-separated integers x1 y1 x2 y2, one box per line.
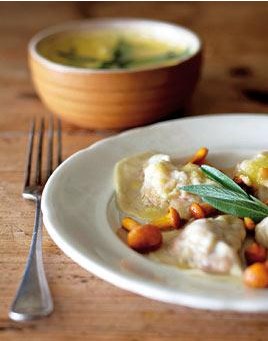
9 117 62 321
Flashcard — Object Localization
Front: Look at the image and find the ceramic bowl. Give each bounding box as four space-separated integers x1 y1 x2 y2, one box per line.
28 19 202 129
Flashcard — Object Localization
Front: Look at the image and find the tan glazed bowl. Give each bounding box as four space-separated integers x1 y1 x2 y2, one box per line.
29 19 202 129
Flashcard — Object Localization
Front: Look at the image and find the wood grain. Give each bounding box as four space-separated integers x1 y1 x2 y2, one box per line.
1 2 268 340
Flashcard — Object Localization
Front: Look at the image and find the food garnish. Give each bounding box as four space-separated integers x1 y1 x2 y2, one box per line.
189 202 216 219
150 207 181 230
200 202 217 216
243 262 268 288
181 165 268 222
189 147 208 165
244 217 256 231
245 242 267 265
122 207 181 232
127 224 162 253
122 217 141 231
189 202 205 219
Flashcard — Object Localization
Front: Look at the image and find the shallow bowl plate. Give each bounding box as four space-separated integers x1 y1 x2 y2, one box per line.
42 114 268 311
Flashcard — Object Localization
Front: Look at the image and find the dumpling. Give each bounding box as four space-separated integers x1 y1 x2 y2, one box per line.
235 152 268 201
114 152 214 220
256 217 268 248
170 215 246 275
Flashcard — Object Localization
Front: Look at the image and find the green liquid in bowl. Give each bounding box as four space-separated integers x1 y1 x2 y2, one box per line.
37 30 190 70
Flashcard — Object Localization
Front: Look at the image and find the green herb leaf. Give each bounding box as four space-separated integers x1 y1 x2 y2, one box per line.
201 165 249 196
249 194 268 211
201 197 268 222
180 184 249 202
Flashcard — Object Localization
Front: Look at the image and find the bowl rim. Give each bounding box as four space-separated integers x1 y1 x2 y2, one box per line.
28 17 202 75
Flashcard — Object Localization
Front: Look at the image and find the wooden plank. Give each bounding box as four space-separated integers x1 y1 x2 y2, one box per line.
1 2 268 340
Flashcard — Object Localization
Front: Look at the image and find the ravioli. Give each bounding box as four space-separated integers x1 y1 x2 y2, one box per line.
114 152 214 220
235 151 268 201
114 152 165 221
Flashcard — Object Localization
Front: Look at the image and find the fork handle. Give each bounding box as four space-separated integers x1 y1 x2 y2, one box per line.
9 198 53 321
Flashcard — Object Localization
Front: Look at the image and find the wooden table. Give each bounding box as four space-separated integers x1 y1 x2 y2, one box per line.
1 2 268 340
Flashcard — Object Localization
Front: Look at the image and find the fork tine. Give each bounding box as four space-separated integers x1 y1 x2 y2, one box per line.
35 118 44 185
23 119 35 190
46 116 54 180
57 118 62 166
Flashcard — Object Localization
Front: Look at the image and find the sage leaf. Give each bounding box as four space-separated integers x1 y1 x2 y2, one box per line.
180 185 249 202
201 197 268 222
249 194 268 210
201 165 249 197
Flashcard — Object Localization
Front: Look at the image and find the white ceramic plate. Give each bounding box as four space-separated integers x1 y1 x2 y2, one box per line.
42 114 268 312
